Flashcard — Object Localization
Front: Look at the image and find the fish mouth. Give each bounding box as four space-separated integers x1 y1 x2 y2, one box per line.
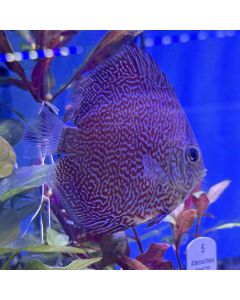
187 168 208 194
202 168 208 178
180 169 208 206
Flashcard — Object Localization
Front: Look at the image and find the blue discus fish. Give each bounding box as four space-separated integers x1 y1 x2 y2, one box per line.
26 43 206 235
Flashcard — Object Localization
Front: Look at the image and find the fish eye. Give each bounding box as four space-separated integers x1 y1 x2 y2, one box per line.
185 146 200 163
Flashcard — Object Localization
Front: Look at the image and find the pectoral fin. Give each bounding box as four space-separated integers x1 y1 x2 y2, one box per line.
142 154 167 183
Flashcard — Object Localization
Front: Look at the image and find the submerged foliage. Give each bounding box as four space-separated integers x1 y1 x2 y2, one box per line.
0 136 16 178
0 30 237 270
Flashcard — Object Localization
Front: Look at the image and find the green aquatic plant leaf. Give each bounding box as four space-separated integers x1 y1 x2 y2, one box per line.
0 164 51 202
1 252 18 270
203 223 240 235
26 257 101 270
0 136 16 178
17 31 36 49
0 244 86 256
0 208 20 246
100 231 129 267
14 200 40 221
137 229 162 241
0 119 25 146
46 228 69 247
207 180 231 204
0 104 29 124
6 234 43 248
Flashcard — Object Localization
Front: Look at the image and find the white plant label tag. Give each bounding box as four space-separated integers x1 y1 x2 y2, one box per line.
186 237 217 270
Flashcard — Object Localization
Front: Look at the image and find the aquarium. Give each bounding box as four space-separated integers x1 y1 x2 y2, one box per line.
0 30 239 270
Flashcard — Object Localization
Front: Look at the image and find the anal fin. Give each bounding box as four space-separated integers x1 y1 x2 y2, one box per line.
145 212 167 228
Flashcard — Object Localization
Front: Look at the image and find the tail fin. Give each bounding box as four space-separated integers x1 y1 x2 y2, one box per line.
25 106 65 158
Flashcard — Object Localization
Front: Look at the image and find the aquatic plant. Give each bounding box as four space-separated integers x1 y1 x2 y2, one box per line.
0 30 141 103
0 136 16 178
0 30 238 270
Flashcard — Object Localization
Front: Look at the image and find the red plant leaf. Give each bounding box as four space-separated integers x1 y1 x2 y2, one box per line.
136 243 169 270
156 260 174 270
0 31 27 80
0 31 37 100
175 209 196 249
0 77 29 90
192 192 209 218
43 30 63 48
31 30 78 101
48 30 78 48
31 58 53 101
118 255 149 270
31 30 78 49
31 31 45 49
192 192 210 237
51 31 142 102
170 184 202 223
52 31 142 102
184 183 201 210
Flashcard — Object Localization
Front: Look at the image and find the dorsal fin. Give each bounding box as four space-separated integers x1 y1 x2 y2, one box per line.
65 43 176 126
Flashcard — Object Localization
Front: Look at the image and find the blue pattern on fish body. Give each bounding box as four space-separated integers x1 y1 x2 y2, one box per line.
26 43 206 235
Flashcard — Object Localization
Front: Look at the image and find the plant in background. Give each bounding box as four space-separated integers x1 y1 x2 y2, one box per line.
105 179 234 270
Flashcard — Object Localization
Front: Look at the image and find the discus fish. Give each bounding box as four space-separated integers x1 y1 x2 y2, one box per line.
26 43 206 235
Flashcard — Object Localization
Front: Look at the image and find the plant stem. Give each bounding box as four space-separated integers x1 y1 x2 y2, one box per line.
132 226 144 254
47 197 51 229
175 246 183 270
1 252 17 270
21 192 44 237
195 217 201 238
